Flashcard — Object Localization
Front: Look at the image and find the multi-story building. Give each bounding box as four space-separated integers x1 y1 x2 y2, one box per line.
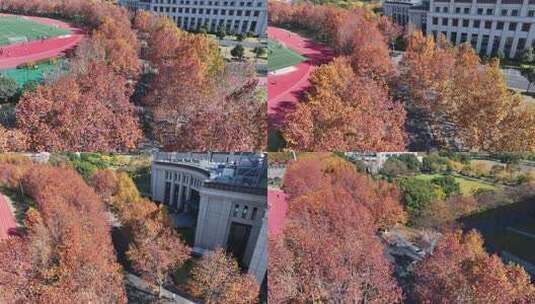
120 0 267 36
384 0 424 26
427 0 535 58
150 152 267 284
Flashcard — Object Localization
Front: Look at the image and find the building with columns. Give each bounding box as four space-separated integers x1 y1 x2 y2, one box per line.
150 152 267 284
427 0 535 58
384 0 535 58
119 0 267 36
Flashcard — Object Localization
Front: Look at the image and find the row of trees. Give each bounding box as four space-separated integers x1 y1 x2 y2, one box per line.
0 0 266 151
0 158 127 302
269 2 406 151
134 11 266 150
270 155 535 303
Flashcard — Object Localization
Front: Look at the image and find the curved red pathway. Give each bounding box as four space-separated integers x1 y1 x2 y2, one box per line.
267 26 333 127
0 194 17 240
0 14 84 69
268 189 288 237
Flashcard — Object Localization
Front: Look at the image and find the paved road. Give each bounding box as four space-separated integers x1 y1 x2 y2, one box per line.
268 189 287 237
0 193 17 240
502 68 535 93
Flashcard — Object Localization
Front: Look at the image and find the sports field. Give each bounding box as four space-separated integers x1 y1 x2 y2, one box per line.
0 60 64 85
0 15 70 46
268 39 305 72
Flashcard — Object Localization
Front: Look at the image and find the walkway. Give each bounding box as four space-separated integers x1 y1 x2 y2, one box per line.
268 189 288 237
0 193 17 240
267 26 333 127
0 14 84 69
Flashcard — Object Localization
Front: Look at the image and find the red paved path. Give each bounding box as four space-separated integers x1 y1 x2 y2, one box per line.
0 14 84 69
268 189 288 237
0 194 17 240
267 26 333 127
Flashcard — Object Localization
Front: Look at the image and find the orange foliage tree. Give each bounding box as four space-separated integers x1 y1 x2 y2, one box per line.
270 154 405 303
413 230 535 302
188 248 259 304
400 32 535 151
282 58 406 151
0 164 127 303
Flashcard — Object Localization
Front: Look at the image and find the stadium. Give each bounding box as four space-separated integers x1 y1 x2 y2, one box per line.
0 14 83 85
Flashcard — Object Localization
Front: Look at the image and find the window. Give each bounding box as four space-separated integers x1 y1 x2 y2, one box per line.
529 10 535 17
509 22 517 31
501 9 507 16
435 7 440 13
452 18 459 27
522 23 531 32
485 21 492 29
242 206 248 219
496 21 504 30
464 7 470 14
477 8 483 15
233 204 239 217
462 19 469 27
443 7 448 13
455 7 461 13
511 9 518 16
486 8 493 15
442 18 448 26
473 20 480 28
251 207 258 220
433 17 438 25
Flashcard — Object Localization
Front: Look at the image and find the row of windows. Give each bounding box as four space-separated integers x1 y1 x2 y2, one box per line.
232 203 259 221
164 170 203 188
172 15 259 32
432 17 532 32
432 30 534 56
154 5 261 16
153 0 263 7
434 6 535 17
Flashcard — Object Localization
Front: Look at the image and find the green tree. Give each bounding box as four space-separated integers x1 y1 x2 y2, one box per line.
0 76 19 103
430 176 460 198
381 158 409 178
217 25 226 40
518 47 534 64
422 154 449 173
397 177 438 217
520 65 535 93
253 46 266 58
394 154 421 171
231 44 245 60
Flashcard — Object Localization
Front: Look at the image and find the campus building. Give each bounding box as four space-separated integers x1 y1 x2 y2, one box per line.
383 0 424 26
119 0 267 36
150 152 268 283
384 0 535 58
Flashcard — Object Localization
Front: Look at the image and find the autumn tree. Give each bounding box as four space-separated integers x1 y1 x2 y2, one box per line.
16 60 142 151
0 165 127 303
126 200 191 299
400 32 535 151
413 230 535 303
188 248 259 304
282 58 406 151
271 155 404 303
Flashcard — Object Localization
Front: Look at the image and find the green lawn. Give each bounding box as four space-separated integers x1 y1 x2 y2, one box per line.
414 174 498 196
268 39 306 72
0 15 70 46
0 59 64 85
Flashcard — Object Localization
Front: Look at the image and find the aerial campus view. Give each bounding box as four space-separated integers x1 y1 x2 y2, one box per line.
0 0 535 303
0 0 267 152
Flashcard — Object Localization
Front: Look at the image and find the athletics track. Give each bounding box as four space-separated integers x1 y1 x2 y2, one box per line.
267 26 333 127
0 14 83 69
268 189 288 237
0 194 17 240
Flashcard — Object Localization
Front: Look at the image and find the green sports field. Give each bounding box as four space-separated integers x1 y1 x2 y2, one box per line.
0 15 70 46
268 39 306 72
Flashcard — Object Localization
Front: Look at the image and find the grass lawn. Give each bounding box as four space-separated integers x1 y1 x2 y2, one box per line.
0 59 64 85
268 38 305 72
0 15 70 46
414 174 498 196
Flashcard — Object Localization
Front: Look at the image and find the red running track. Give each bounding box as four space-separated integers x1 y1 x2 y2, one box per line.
0 194 17 240
0 14 84 69
268 189 288 238
267 26 333 127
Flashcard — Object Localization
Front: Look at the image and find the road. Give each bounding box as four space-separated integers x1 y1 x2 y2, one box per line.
0 193 17 240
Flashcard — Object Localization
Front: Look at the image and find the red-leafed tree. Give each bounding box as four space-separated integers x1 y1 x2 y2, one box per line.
16 60 142 151
188 248 259 304
0 164 127 303
413 230 535 303
282 58 406 151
